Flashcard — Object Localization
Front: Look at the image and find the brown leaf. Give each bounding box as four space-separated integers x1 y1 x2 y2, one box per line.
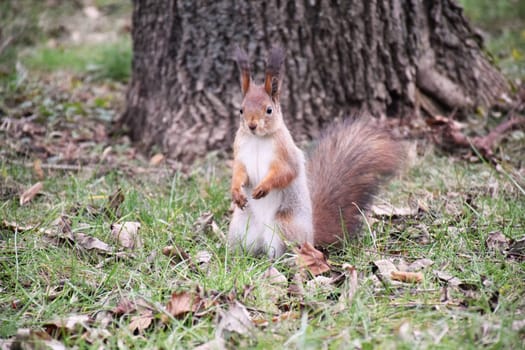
217 301 253 336
261 266 287 285
305 275 336 295
252 311 300 327
81 328 112 344
33 159 45 180
73 232 113 253
406 258 434 272
193 338 226 350
165 291 204 318
53 215 72 235
485 231 509 253
20 182 43 205
162 245 190 262
43 314 92 336
433 270 462 287
112 298 136 316
391 270 423 284
371 203 418 217
195 250 212 267
295 242 331 275
111 222 142 250
193 211 214 234
11 329 66 350
128 310 154 333
149 153 165 166
372 259 399 284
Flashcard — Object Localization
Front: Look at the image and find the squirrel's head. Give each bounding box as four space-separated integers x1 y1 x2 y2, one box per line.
235 46 285 137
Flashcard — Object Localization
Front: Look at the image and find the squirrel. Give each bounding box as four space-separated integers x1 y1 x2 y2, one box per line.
228 47 403 258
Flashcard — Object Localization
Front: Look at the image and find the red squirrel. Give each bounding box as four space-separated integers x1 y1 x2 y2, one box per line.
228 47 402 258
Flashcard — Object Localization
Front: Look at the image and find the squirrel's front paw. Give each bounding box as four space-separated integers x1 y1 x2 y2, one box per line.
252 184 269 199
232 189 247 209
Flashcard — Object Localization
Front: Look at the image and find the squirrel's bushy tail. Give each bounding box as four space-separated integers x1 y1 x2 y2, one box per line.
307 118 403 246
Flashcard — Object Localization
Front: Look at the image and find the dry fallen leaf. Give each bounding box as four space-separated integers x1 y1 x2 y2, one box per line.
11 329 66 350
195 250 212 267
149 153 165 166
391 270 423 283
485 231 509 253
371 203 418 217
81 328 112 344
112 298 136 316
252 311 300 327
73 232 113 253
43 314 92 336
20 182 43 205
406 258 434 272
128 310 154 333
165 291 204 318
193 211 214 234
111 222 142 250
372 259 399 284
305 275 336 295
295 242 331 275
433 270 462 287
261 266 287 285
162 245 190 262
193 337 226 350
217 301 253 336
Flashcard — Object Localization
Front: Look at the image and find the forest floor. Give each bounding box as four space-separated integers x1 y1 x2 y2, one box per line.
1 1 524 349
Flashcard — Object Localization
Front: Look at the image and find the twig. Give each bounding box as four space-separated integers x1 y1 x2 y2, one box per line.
427 114 525 159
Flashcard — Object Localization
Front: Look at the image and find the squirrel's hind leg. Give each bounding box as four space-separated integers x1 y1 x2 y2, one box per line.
228 207 263 255
260 223 286 259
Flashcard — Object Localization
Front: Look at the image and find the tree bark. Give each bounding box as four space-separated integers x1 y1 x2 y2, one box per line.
121 0 510 164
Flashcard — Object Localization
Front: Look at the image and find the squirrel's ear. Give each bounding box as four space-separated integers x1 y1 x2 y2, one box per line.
264 46 285 101
234 47 251 96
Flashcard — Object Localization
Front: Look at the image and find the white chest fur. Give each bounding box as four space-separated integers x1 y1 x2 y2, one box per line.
236 135 282 226
237 135 275 187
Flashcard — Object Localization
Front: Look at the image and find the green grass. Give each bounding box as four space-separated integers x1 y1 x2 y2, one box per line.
460 0 525 78
22 39 132 82
0 0 524 348
1 147 524 348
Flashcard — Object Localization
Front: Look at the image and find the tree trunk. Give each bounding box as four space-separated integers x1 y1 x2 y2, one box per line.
121 0 510 164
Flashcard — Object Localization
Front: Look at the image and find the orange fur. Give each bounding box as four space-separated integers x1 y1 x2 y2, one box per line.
231 159 248 208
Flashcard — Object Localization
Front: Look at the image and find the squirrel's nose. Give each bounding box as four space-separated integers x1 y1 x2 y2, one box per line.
248 123 257 130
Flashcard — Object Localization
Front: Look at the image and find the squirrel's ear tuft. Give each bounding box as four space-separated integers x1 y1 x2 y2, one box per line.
264 46 285 101
234 47 251 96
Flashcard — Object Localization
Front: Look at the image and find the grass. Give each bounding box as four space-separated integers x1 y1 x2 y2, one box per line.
0 0 524 348
21 39 132 82
459 0 525 79
1 142 524 348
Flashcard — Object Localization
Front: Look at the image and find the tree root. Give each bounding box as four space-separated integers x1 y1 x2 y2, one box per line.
426 114 525 160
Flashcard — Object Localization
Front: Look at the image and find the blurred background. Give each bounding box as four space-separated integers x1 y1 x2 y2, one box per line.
1 0 523 86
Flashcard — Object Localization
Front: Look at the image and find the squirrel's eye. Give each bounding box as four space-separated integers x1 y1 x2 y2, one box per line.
239 108 243 115
266 106 273 115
